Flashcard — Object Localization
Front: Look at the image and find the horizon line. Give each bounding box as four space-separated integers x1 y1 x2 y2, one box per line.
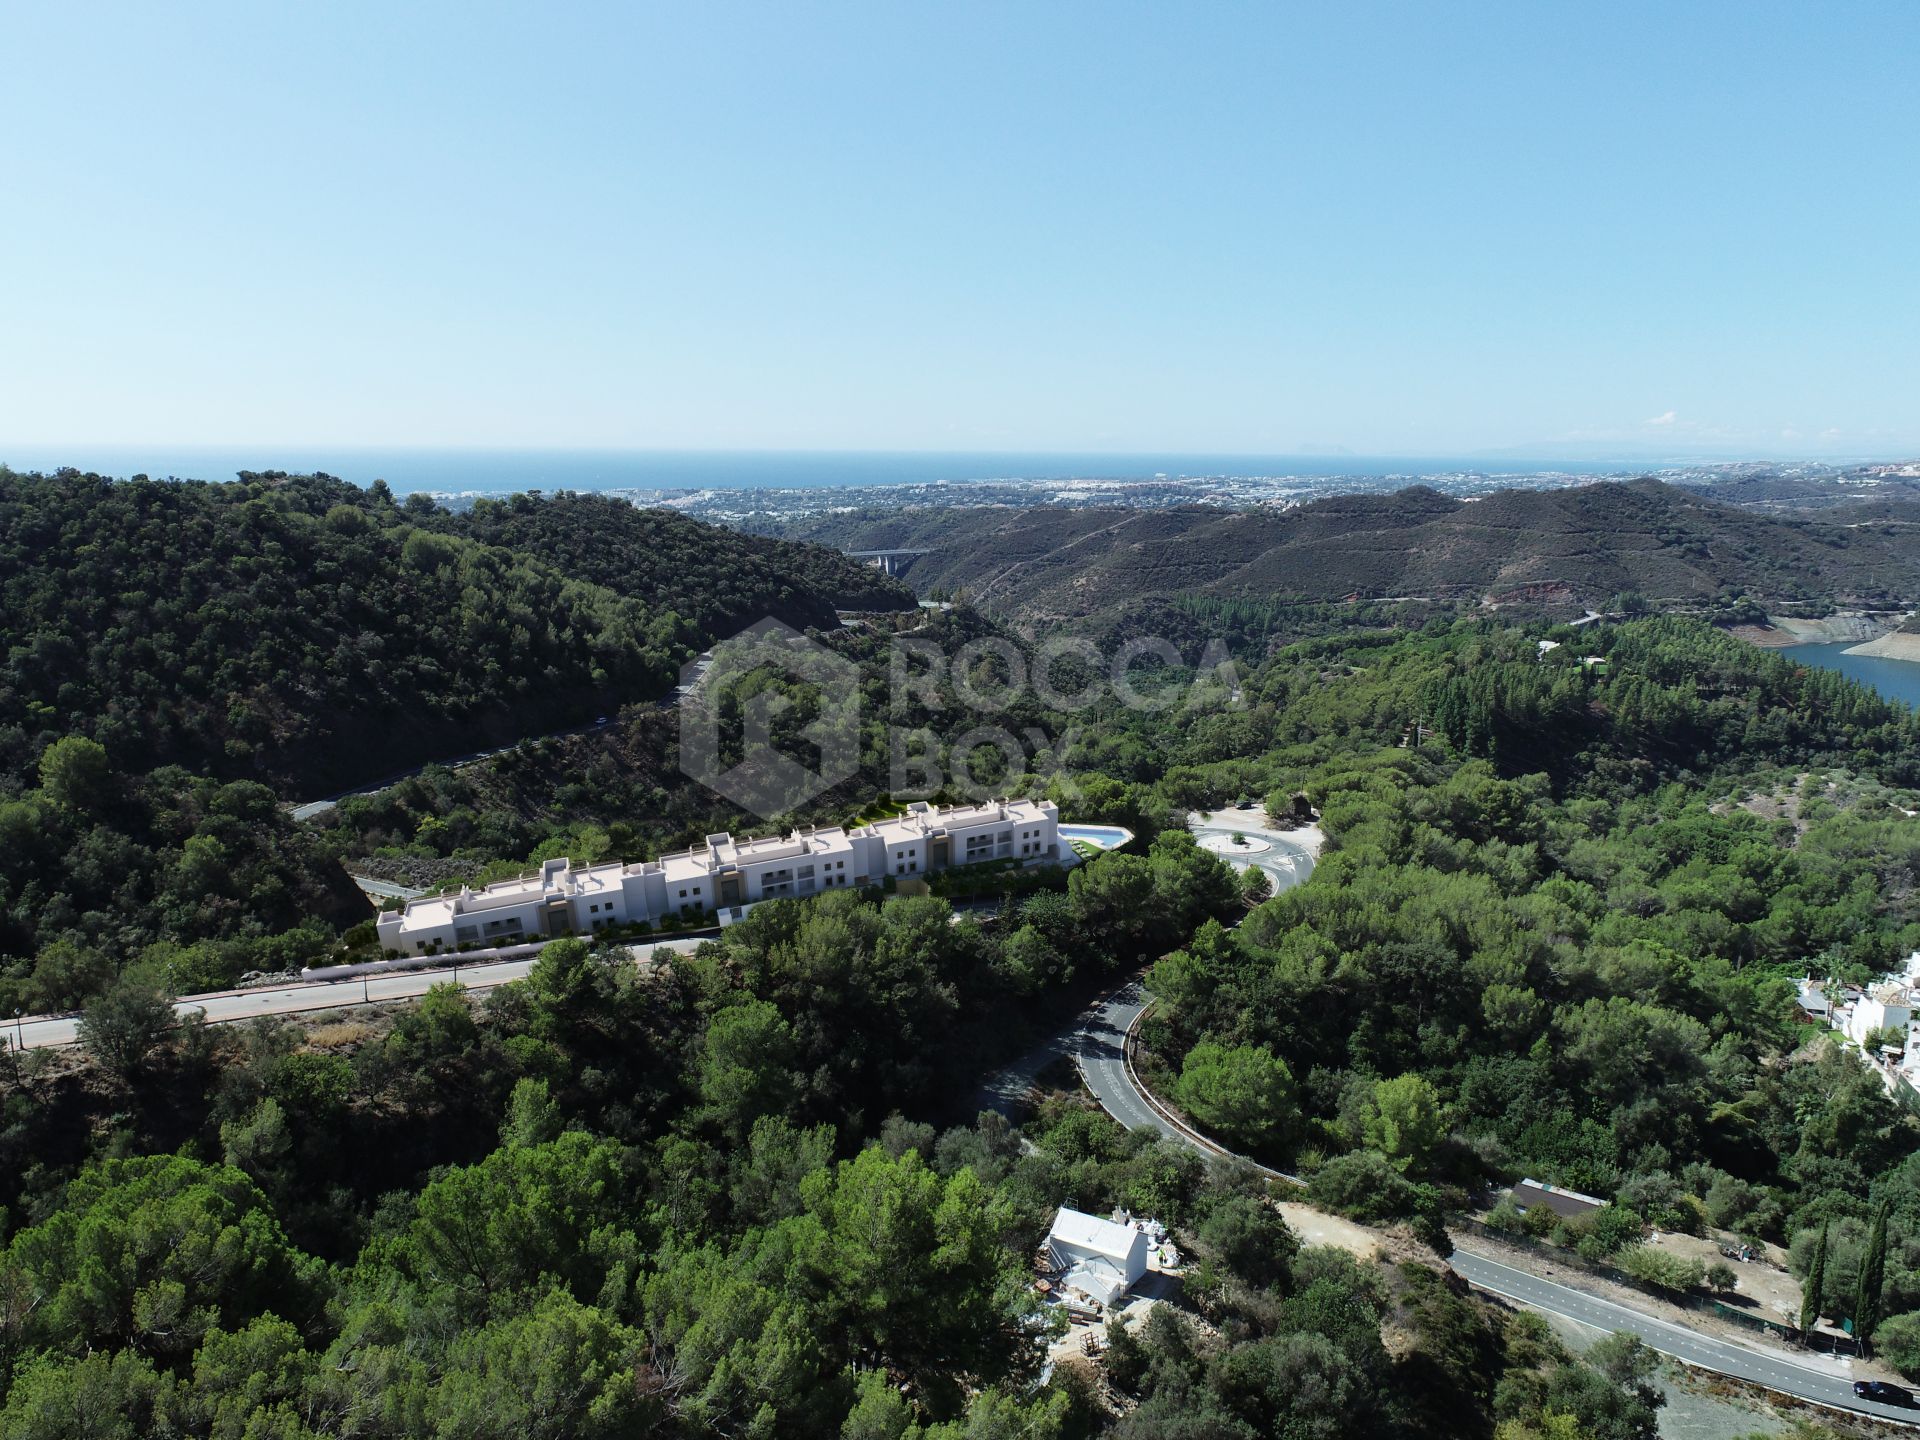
5 442 1915 466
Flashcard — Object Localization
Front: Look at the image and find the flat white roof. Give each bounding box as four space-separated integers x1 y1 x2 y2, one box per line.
1049 1206 1143 1261
661 851 714 884
388 797 1053 929
399 896 458 925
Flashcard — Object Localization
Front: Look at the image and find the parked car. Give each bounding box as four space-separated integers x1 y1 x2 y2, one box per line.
1854 1380 1916 1406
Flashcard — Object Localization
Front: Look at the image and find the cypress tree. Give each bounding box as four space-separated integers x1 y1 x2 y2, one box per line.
1857 1201 1891 1348
1801 1222 1829 1338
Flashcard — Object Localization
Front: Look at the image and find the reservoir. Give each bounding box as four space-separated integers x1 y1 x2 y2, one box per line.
1777 642 1920 710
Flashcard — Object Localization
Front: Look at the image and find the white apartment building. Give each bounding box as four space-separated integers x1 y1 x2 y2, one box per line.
375 798 1059 956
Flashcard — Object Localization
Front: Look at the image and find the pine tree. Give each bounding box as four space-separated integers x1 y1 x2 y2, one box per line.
1857 1201 1891 1348
1801 1222 1829 1338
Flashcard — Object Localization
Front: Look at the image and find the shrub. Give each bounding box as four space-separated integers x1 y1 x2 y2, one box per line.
1582 1204 1645 1257
1485 1196 1525 1234
1615 1244 1704 1293
77 979 175 1082
1308 1151 1422 1224
1877 1310 1920 1378
1175 1040 1296 1150
1521 1203 1559 1240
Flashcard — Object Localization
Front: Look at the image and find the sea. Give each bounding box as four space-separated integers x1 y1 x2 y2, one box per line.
1777 642 1920 710
0 445 1637 496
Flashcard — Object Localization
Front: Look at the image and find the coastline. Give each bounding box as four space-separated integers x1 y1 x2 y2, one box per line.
1843 630 1920 665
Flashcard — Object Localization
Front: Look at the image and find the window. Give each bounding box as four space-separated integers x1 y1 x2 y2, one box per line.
679 888 687 898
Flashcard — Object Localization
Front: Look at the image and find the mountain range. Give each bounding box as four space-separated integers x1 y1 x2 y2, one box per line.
755 479 1920 628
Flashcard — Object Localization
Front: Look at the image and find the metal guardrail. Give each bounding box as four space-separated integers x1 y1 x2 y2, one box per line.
1119 996 1305 1189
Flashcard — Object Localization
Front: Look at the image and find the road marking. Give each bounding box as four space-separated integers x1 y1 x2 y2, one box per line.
1069 972 1918 1429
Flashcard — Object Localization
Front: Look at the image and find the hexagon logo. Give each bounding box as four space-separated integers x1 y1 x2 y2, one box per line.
679 617 862 820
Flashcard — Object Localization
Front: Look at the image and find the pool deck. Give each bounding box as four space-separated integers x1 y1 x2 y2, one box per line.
1057 823 1137 866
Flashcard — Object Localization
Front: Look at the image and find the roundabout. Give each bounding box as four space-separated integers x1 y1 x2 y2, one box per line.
1197 831 1271 857
1186 808 1320 894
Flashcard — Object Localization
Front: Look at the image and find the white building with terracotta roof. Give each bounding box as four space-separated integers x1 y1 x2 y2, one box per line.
375 797 1058 956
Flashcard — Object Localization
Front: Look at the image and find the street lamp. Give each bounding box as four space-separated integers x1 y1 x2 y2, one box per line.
13 1010 22 1050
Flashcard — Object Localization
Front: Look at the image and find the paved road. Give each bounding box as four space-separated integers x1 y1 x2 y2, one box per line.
1077 980 1193 1141
1072 980 1912 1425
5 939 704 1051
981 814 1316 1122
1048 814 1919 1427
1188 815 1317 895
1455 1252 1912 1425
287 714 620 821
347 874 428 901
978 818 1316 1120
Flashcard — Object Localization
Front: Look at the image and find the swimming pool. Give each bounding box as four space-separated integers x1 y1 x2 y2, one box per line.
1058 823 1133 849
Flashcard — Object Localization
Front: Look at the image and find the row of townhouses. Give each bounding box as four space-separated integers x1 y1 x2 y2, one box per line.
375 797 1060 956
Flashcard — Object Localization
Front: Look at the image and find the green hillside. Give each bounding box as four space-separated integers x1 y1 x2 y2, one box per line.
0 469 910 796
426 489 912 632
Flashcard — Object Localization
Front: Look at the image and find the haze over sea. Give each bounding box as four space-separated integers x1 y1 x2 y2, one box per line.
2 446 1642 496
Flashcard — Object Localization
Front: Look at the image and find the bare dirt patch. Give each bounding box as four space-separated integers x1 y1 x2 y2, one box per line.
1278 1201 1381 1260
1647 1230 1801 1327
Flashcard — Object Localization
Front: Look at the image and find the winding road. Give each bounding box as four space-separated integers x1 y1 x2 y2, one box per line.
1058 812 1919 1428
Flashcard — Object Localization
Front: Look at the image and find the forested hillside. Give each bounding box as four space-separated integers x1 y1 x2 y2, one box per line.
757 479 1920 627
4 609 1919 1434
0 739 366 1011
0 836 1671 1439
426 489 912 631
0 469 909 797
326 607 1072 875
0 469 910 1005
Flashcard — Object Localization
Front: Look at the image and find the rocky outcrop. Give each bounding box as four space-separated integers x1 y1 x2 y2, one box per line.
1769 614 1893 643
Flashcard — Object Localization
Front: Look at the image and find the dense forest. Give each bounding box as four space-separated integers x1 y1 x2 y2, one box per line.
0 836 1675 1439
0 469 909 796
322 606 1081 880
0 739 366 1012
5 464 1920 1435
424 489 912 631
0 469 912 1003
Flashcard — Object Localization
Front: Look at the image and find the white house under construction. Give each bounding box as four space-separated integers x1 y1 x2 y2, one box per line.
375 798 1060 956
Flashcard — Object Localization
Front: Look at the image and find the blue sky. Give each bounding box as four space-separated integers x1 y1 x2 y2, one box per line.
3 1 1916 459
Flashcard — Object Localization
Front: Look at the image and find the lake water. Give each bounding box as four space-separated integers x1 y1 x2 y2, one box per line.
1777 641 1920 710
